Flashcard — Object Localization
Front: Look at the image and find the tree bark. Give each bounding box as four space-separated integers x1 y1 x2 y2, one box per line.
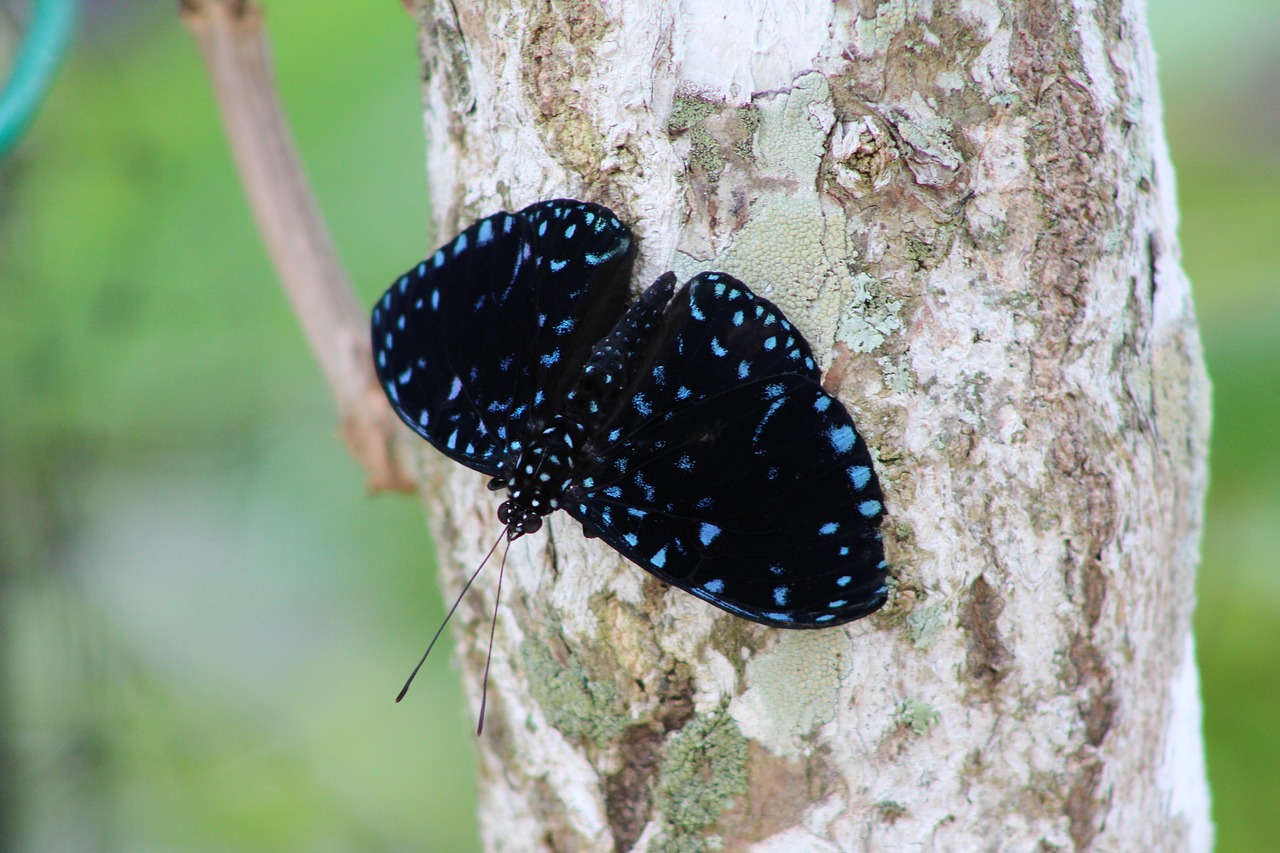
408 1 1212 850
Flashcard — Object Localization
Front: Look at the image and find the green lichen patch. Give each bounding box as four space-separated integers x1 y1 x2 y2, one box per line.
733 631 851 750
906 600 948 649
835 271 904 355
669 95 719 133
669 96 761 186
520 639 629 747
687 125 726 182
732 105 761 158
875 800 910 823
754 72 831 177
895 698 940 735
673 73 904 366
520 0 614 182
878 352 915 394
655 707 750 852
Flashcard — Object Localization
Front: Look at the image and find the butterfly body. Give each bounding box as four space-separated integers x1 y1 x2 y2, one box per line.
373 200 889 628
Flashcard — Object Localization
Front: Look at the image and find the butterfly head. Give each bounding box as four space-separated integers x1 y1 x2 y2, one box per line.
497 499 544 539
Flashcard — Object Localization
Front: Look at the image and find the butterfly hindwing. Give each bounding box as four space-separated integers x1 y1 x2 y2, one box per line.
564 275 888 627
371 200 635 475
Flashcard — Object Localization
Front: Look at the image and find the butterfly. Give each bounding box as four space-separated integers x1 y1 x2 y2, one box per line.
371 199 889 629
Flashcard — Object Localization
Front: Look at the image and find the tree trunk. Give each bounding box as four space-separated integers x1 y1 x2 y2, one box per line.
407 1 1212 850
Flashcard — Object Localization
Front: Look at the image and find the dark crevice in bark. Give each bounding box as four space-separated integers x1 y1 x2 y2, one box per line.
603 667 695 851
958 575 1012 694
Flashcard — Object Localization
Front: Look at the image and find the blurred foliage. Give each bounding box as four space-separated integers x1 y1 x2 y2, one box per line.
1 3 477 852
1151 3 1280 851
0 1 1276 852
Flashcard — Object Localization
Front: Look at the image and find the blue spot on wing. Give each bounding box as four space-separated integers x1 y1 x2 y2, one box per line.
827 425 856 453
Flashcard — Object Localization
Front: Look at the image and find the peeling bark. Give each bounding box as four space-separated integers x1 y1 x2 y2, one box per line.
405 1 1212 850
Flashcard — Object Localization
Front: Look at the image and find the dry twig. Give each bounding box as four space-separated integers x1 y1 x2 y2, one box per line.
181 0 414 491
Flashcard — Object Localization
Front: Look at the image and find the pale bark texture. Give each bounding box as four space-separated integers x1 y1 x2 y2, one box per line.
405 1 1211 850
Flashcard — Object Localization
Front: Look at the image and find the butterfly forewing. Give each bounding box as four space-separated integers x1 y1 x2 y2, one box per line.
515 201 638 406
371 200 635 475
590 272 822 444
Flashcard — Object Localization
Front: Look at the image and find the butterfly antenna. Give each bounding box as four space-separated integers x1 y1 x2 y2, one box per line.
476 536 512 736
396 530 505 703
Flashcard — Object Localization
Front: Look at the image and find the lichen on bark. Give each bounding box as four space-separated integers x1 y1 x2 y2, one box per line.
653 707 749 852
412 1 1212 850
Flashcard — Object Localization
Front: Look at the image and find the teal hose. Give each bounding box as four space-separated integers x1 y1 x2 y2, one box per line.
0 0 78 160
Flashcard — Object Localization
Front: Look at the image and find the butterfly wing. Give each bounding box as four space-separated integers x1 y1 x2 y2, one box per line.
596 271 823 428
371 200 636 475
565 273 888 626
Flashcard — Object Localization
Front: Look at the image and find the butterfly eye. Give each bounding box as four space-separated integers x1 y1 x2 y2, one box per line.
515 513 542 537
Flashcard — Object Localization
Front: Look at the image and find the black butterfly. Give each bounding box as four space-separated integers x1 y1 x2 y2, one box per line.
371 200 888 628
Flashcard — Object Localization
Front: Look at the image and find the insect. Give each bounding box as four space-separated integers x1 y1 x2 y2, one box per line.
371 199 889 631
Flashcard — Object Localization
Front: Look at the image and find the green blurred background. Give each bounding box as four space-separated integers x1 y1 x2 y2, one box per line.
0 2 1275 851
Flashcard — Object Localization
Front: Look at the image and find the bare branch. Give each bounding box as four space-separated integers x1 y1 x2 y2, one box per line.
181 0 413 492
